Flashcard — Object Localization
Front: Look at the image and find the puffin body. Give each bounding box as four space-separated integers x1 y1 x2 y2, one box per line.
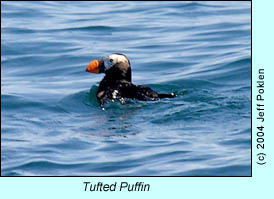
86 53 175 106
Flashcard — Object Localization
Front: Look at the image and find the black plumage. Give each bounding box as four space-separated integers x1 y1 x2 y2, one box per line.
86 53 175 106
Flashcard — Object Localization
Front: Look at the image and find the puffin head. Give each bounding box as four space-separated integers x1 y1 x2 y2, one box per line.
86 53 131 82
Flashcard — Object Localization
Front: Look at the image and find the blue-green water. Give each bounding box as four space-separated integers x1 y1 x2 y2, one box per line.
1 1 251 176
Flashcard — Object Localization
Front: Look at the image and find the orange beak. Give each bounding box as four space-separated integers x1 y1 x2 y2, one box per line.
86 60 100 73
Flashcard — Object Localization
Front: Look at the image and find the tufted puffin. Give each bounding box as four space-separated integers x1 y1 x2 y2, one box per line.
86 53 175 106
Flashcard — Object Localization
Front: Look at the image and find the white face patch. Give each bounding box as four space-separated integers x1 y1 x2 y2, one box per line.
103 54 128 71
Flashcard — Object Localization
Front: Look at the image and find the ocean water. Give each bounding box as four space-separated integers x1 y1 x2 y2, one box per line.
1 1 251 176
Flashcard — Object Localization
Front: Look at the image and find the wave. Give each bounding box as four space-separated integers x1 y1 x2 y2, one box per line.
2 1 251 176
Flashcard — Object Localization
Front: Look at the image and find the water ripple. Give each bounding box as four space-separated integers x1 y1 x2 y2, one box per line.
1 1 251 176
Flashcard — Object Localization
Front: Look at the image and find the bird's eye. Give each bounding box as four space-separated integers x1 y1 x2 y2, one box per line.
110 59 113 63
